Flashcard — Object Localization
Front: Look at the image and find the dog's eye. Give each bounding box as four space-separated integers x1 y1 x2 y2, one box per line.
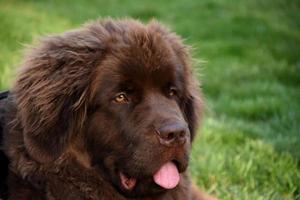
114 93 129 104
168 87 177 97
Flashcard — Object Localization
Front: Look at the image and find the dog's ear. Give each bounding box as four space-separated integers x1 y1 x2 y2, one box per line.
14 28 105 163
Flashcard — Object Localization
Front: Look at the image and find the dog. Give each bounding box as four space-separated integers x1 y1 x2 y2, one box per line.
0 19 215 200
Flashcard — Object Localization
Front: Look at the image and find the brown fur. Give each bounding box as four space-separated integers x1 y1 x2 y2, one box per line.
1 19 215 200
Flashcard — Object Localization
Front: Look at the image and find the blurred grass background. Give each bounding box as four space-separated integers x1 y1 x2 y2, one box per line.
0 0 299 199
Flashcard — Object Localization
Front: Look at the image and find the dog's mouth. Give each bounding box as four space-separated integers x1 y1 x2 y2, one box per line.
119 161 181 191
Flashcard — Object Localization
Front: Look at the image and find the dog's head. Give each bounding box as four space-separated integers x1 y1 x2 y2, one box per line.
14 19 203 197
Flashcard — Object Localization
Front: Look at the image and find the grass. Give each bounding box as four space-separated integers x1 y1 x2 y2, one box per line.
0 0 299 199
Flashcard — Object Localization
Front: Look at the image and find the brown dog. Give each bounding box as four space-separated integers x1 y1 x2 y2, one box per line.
0 19 214 200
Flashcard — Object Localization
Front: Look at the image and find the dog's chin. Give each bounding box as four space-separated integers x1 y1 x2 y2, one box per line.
109 160 187 198
116 175 166 198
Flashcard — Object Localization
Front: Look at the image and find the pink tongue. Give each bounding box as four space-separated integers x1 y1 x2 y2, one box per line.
153 162 180 189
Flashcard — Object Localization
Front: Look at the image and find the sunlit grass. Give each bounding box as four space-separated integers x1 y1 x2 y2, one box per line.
191 118 300 200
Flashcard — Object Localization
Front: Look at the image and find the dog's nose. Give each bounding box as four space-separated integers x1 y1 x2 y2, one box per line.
156 123 188 147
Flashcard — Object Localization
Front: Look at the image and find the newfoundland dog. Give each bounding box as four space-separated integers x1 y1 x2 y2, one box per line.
0 19 214 200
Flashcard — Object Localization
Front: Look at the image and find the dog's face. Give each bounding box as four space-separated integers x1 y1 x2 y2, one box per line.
14 19 202 198
86 43 193 196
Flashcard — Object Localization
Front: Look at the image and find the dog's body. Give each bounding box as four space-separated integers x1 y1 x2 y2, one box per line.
0 19 214 200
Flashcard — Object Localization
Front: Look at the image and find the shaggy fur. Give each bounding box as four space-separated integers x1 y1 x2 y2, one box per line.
0 19 214 200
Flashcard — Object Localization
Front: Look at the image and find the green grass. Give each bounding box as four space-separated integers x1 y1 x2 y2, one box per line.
0 0 299 199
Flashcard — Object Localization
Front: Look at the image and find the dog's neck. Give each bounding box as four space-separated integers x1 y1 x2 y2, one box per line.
46 153 126 199
10 149 125 199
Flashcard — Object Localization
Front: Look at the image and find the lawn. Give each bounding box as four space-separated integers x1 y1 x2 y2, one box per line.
0 0 299 199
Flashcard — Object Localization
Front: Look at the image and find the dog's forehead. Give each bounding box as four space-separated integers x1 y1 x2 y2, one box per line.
93 25 187 96
110 31 184 86
111 55 183 90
